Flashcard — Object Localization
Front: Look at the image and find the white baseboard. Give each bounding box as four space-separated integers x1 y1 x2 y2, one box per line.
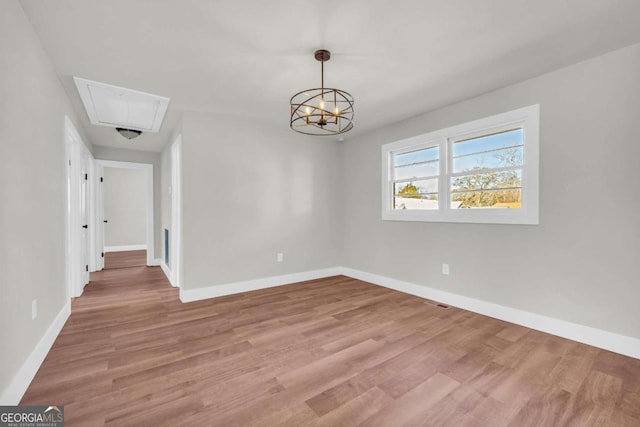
179 267 343 303
148 258 162 267
160 262 177 287
0 302 71 405
340 267 640 360
104 244 147 252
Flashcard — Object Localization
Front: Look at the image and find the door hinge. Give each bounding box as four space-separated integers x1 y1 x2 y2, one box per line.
85 265 89 272
100 177 103 182
101 252 104 258
84 173 88 180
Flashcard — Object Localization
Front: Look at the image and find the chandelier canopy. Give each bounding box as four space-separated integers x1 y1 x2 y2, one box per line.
290 49 354 136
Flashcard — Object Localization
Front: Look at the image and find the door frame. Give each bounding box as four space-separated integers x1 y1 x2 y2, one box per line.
65 117 93 298
93 160 105 271
87 158 99 271
96 160 155 266
170 135 182 287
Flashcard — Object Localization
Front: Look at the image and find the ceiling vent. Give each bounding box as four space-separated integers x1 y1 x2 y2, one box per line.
74 77 169 133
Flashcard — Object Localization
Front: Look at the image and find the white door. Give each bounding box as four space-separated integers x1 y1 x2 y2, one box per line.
80 161 90 285
65 117 92 297
96 165 105 271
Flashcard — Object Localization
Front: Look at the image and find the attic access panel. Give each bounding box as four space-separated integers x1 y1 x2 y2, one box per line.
74 77 169 132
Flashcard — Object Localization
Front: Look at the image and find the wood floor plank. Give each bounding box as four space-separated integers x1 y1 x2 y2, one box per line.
489 348 562 415
507 385 572 427
104 250 147 269
422 384 487 426
19 253 640 426
307 387 394 427
547 344 600 394
357 373 460 427
458 394 512 426
560 370 624 426
378 352 454 398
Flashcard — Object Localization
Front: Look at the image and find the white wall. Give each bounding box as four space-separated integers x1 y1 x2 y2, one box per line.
103 167 147 247
0 0 91 397
181 112 342 289
341 42 640 339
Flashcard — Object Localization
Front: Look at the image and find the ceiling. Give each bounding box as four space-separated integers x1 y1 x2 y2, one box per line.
19 0 640 152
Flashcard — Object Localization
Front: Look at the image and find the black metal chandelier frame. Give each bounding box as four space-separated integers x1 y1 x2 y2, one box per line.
290 49 354 136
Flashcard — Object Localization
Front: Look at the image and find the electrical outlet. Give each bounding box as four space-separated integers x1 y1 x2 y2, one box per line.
442 263 450 275
32 299 37 320
276 253 284 262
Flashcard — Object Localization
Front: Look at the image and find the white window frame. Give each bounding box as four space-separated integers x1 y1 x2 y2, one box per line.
382 105 539 225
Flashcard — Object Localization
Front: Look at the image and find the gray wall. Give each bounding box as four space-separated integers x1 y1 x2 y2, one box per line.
103 167 147 247
181 112 342 289
0 0 92 395
341 42 640 339
93 146 162 257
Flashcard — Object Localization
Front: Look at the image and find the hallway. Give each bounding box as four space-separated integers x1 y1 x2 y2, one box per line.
20 257 178 425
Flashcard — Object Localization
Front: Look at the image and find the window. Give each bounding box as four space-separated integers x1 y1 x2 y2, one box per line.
382 105 539 224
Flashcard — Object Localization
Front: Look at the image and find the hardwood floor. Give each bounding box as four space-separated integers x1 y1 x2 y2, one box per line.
21 265 640 426
103 250 147 269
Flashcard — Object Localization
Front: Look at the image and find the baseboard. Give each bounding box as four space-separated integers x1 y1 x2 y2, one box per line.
160 262 177 287
148 258 162 267
179 267 343 303
0 302 71 405
104 244 147 252
340 267 640 360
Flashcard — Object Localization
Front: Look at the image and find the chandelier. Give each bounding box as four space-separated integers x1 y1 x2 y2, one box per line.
290 49 354 136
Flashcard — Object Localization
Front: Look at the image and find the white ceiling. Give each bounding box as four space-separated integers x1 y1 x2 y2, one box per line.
19 0 640 152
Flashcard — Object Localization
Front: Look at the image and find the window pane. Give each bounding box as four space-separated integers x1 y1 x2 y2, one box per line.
452 146 523 173
451 189 522 209
452 169 521 190
394 196 439 210
394 146 439 167
451 169 522 208
394 179 438 210
394 160 439 180
453 128 523 156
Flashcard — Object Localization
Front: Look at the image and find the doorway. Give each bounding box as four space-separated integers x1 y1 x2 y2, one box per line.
95 160 155 269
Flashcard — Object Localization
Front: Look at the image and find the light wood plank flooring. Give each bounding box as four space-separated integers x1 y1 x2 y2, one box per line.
104 250 147 270
21 262 640 426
